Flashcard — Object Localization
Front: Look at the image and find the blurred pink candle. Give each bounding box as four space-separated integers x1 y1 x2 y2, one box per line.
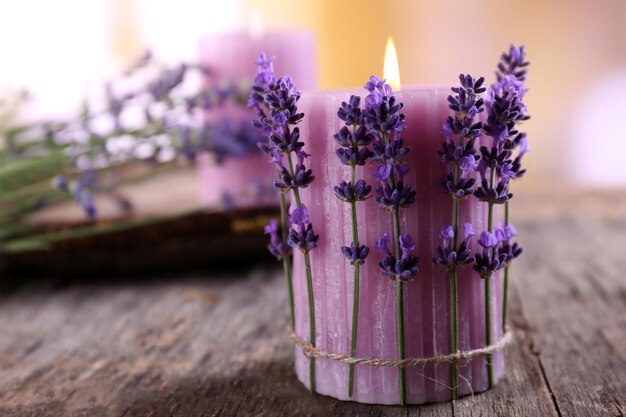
293 87 505 405
197 31 317 208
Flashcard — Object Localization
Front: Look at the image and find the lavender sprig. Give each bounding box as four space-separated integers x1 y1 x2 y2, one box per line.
250 53 319 394
434 73 485 398
366 75 416 405
477 44 530 387
251 54 295 332
494 45 530 335
333 95 374 396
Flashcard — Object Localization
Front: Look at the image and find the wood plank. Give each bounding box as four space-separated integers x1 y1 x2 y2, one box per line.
513 217 626 417
0 267 557 416
453 285 559 417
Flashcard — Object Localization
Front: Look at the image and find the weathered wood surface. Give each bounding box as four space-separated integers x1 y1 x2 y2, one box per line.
0 189 625 416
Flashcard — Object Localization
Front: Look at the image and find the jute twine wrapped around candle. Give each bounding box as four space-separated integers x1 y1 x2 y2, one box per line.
288 327 513 368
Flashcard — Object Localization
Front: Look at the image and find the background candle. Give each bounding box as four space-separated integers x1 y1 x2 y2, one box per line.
293 87 505 405
197 30 317 207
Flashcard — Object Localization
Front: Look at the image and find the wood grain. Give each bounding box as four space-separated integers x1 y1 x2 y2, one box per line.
0 190 625 416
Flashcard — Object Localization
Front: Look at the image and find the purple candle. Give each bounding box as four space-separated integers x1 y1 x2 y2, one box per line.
292 45 505 405
196 30 317 207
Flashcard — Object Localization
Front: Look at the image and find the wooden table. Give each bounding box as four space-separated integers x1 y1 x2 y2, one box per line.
1 187 625 416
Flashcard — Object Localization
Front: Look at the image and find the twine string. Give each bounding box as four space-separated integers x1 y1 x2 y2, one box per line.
288 327 513 369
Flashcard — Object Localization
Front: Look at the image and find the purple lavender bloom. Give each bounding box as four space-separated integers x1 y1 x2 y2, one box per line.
264 219 291 259
473 231 507 279
333 125 374 148
480 144 511 169
375 232 419 281
364 76 420 280
364 75 393 106
371 137 410 166
341 243 369 265
248 53 276 110
441 174 476 198
269 125 304 153
287 205 319 253
274 149 314 190
437 73 486 208
432 223 476 270
494 223 522 264
335 146 373 166
334 179 371 202
496 44 529 82
250 53 315 202
375 180 416 210
440 225 455 243
474 178 513 204
441 74 485 140
394 254 420 281
375 233 392 256
437 138 478 165
337 95 363 126
478 231 498 249
362 76 406 134
399 233 416 258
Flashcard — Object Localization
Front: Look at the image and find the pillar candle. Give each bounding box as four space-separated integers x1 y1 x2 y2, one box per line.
293 87 505 405
197 31 317 208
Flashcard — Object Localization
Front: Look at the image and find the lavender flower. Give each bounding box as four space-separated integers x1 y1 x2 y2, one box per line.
362 76 406 134
341 243 369 266
438 74 485 199
495 222 523 264
264 219 291 259
375 233 419 281
496 45 529 82
432 223 476 270
473 231 507 279
362 75 419 287
475 178 512 204
334 180 371 202
375 180 416 210
287 205 319 253
337 95 363 125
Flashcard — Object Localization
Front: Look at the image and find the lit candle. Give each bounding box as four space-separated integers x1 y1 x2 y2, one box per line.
292 39 504 404
196 27 317 207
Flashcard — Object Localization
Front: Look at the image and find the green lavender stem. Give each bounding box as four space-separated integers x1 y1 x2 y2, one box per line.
502 200 510 334
278 190 295 329
348 164 360 397
392 208 406 405
485 167 495 388
449 165 461 400
287 152 316 395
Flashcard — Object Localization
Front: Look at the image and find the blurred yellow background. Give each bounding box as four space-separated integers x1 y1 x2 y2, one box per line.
1 0 625 185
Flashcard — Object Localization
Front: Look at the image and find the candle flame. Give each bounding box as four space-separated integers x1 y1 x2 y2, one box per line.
383 36 401 91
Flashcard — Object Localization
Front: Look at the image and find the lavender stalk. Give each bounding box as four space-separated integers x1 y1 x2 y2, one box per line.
474 44 529 386
333 95 373 397
365 76 418 405
433 73 485 398
250 53 319 394
494 45 530 333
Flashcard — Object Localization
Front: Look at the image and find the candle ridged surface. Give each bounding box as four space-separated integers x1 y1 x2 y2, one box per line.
293 87 505 405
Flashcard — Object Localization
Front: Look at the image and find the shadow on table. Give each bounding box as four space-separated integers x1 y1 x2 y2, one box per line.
116 359 419 417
